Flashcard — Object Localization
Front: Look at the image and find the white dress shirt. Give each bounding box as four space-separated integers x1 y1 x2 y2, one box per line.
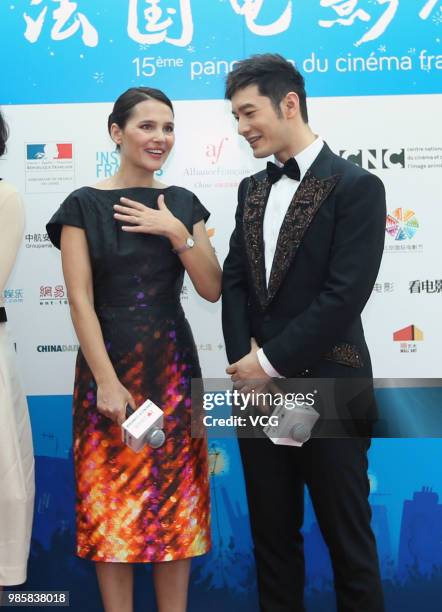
257 137 324 377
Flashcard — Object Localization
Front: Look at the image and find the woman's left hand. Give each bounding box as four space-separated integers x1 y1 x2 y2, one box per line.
113 194 181 238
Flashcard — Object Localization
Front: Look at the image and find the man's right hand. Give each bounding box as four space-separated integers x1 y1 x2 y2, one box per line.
96 380 137 426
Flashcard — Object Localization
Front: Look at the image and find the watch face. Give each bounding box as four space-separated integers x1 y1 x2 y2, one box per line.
186 237 195 248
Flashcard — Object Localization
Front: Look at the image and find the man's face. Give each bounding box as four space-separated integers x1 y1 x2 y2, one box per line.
231 85 291 161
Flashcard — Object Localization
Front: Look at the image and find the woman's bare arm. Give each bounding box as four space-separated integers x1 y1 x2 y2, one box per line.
171 219 221 303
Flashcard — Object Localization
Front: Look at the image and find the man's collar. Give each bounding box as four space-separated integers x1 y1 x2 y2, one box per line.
274 137 324 180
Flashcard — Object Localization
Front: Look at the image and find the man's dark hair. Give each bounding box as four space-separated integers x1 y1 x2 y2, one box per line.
0 108 9 157
225 54 308 123
108 87 174 149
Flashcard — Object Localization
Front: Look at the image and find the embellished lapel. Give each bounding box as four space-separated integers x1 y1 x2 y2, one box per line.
243 173 271 310
267 169 340 304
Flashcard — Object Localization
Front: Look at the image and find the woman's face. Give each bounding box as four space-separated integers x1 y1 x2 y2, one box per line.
112 98 175 173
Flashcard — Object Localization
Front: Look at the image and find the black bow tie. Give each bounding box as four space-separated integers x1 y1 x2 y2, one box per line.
266 158 301 184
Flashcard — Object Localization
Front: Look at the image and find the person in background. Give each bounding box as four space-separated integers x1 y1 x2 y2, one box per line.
0 108 35 590
47 87 221 612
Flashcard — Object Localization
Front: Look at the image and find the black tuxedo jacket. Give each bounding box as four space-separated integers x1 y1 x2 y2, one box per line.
222 143 386 381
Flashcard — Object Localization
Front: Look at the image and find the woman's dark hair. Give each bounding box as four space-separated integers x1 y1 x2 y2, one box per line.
0 108 9 157
107 87 174 148
225 53 308 123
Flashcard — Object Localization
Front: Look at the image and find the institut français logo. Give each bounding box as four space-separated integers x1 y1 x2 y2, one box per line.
96 150 120 178
95 150 164 179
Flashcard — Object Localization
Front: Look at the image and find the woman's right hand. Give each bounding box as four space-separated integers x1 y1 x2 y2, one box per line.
96 379 137 426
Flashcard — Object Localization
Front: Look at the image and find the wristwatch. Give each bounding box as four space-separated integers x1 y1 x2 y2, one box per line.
172 236 195 255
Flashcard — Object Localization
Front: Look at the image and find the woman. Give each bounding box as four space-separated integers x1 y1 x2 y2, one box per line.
0 109 35 589
46 88 221 612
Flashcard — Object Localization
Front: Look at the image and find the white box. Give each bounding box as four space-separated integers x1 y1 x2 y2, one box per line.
121 398 164 452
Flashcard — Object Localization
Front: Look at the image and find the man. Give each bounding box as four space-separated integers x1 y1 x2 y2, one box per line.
222 54 385 611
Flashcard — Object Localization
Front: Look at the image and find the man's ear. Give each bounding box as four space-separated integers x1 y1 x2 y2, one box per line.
283 92 300 119
110 123 122 147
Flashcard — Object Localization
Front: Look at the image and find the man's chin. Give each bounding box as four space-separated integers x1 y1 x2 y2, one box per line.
252 148 269 159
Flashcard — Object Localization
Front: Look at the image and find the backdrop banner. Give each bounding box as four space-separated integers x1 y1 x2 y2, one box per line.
1 2 441 610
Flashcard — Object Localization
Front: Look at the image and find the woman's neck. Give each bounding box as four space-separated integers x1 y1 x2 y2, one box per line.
107 163 157 189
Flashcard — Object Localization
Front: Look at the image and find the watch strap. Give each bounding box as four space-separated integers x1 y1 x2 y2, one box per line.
172 237 194 255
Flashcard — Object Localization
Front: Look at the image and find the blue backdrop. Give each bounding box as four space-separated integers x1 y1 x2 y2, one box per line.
2 0 442 104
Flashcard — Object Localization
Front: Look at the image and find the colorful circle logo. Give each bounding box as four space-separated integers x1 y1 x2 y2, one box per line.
386 208 419 241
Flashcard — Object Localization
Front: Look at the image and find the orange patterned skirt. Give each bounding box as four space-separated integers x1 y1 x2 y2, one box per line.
72 306 211 562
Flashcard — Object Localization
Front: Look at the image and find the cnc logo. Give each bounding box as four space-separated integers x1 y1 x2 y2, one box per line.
339 148 405 170
386 208 419 241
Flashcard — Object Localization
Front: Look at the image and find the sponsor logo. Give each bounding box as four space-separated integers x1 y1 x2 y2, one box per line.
27 143 72 160
40 285 68 306
386 208 419 241
95 150 164 178
184 165 250 190
206 137 229 165
96 150 120 178
36 344 79 353
406 146 442 170
384 208 423 253
197 342 225 352
25 232 53 249
25 142 74 193
339 148 405 170
339 146 442 171
393 325 424 342
393 324 424 354
3 288 24 304
184 138 252 189
372 282 394 294
409 279 442 294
